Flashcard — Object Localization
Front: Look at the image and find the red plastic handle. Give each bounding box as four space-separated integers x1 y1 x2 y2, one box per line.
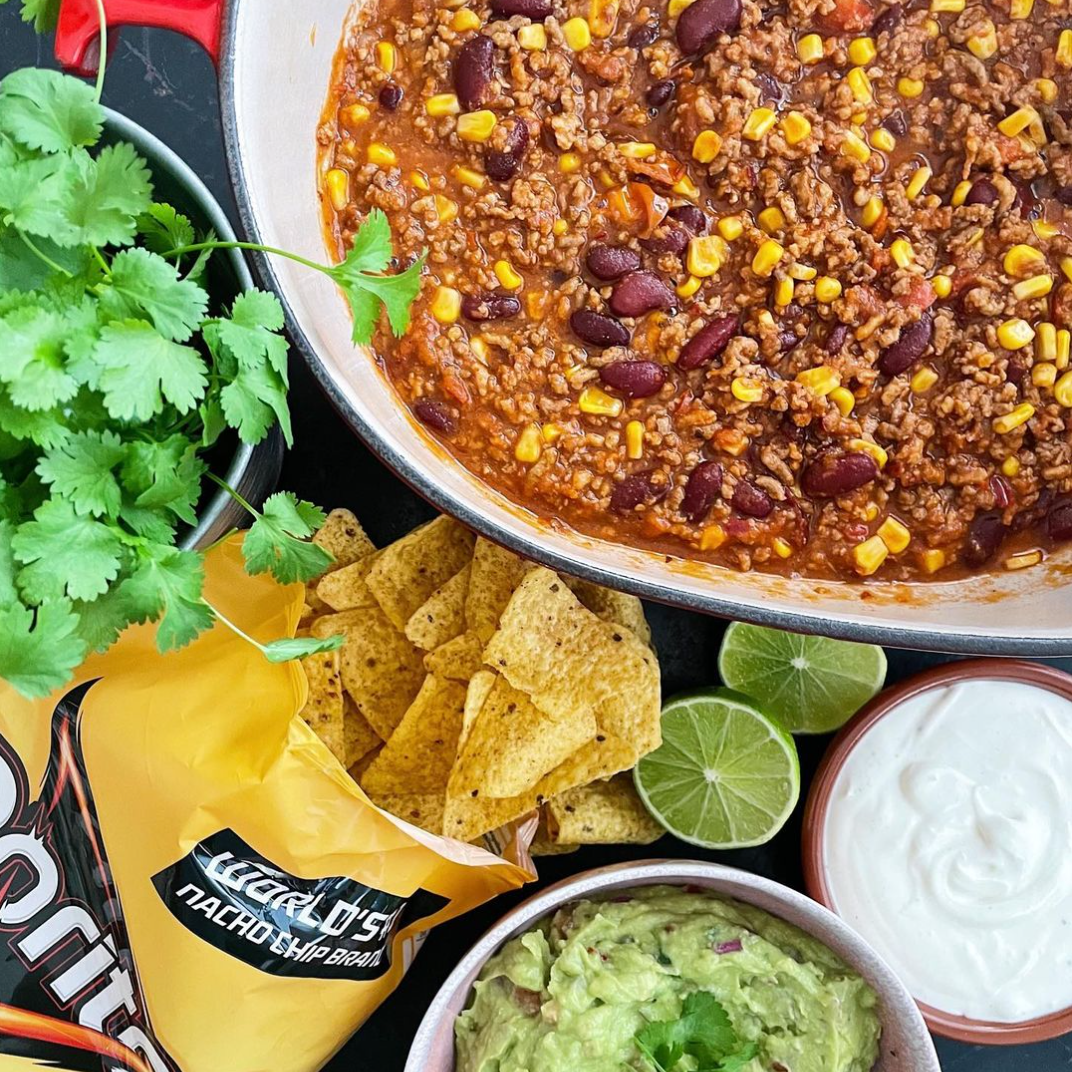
55 0 223 75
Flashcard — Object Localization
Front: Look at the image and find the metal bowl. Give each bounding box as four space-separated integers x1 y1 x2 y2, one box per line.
403 860 940 1072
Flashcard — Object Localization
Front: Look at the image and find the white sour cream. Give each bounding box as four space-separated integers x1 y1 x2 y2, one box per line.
823 678 1072 1023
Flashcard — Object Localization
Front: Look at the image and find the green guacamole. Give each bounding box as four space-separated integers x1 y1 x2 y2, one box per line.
455 886 881 1072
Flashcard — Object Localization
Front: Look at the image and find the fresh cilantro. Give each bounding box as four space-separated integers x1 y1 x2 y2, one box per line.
0 68 102 154
60 142 153 248
101 247 208 341
137 202 195 256
0 600 86 699
36 429 125 518
119 545 214 652
242 492 333 584
635 993 761 1072
121 437 205 526
261 633 346 663
0 0 62 33
0 305 79 411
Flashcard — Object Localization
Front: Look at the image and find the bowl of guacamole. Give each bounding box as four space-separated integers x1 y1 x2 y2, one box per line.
405 863 939 1072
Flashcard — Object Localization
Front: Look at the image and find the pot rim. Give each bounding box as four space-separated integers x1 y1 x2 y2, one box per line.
801 658 1072 1045
216 7 1072 655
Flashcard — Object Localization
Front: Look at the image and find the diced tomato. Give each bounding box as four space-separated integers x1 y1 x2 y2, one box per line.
901 275 937 310
997 135 1026 164
626 182 670 237
442 369 470 405
628 153 686 189
822 0 874 32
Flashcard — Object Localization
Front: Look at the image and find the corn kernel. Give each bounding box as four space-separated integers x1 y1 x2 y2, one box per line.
996 318 1035 351
686 235 727 278
620 420 644 460
878 517 911 554
849 438 889 468
948 180 972 208
1005 549 1043 571
993 402 1035 433
1035 322 1057 363
717 215 744 241
1032 362 1058 388
796 365 840 396
911 366 939 393
841 129 871 163
457 110 497 142
1033 220 1059 241
924 16 941 35
848 36 876 64
589 0 620 35
1037 78 1058 103
751 239 784 277
967 22 997 57
1061 257 1072 285
1059 29 1072 68
848 67 873 105
452 164 486 189
1003 244 1046 280
756 309 776 331
700 524 727 551
1055 369 1072 406
998 106 1040 138
814 276 842 302
886 239 912 269
743 107 777 141
469 336 491 365
931 0 965 9
1010 0 1033 15
618 141 657 159
905 165 933 200
928 274 951 299
772 537 793 558
898 77 924 98
1002 456 1021 477
552 218 568 236
1059 330 1071 370
730 377 764 403
870 128 896 153
513 423 542 464
493 260 523 290
431 285 462 323
797 33 824 64
676 275 702 299
779 111 812 146
434 194 458 223
542 422 564 442
578 385 623 417
377 41 397 73
426 92 461 116
559 152 582 173
452 7 482 30
830 386 855 416
673 174 701 200
325 168 350 212
788 262 817 281
668 0 695 13
774 276 795 306
854 535 889 576
410 170 431 192
1013 274 1053 301
518 23 547 49
758 206 786 233
562 16 592 49
341 103 371 127
864 503 880 522
921 548 946 573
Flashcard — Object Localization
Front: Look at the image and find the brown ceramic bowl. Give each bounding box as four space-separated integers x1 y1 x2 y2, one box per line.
803 658 1072 1046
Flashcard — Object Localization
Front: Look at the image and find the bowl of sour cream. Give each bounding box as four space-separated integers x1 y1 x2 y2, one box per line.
803 659 1072 1045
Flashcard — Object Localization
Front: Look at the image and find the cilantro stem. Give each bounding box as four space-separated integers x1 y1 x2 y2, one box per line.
207 471 260 520
202 598 270 657
162 241 331 277
91 246 110 276
16 230 72 278
93 0 109 103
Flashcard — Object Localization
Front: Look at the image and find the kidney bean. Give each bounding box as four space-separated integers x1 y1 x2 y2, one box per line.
414 400 456 434
779 329 801 353
881 109 907 137
586 244 642 281
732 480 774 518
646 79 676 108
454 35 496 110
964 177 998 206
627 20 660 48
989 473 1013 509
599 360 667 397
610 271 675 318
639 226 690 255
611 471 666 512
801 452 879 498
378 84 403 110
825 323 849 354
1057 186 1072 207
462 293 522 321
667 205 708 233
963 512 1006 566
485 120 529 181
879 312 933 376
675 0 742 54
678 315 739 370
1047 499 1072 542
871 3 902 35
681 461 724 522
570 309 631 347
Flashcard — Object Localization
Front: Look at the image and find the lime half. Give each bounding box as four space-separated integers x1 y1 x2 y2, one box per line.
634 688 800 850
718 622 887 735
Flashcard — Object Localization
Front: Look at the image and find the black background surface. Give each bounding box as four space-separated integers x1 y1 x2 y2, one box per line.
1 13 1069 1070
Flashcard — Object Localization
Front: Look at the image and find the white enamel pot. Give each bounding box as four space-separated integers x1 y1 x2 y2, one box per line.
56 0 1072 655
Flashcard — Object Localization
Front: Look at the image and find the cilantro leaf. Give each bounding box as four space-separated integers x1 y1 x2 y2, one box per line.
121 436 205 526
137 202 195 256
0 520 18 604
0 225 88 291
120 545 213 652
93 320 207 421
36 429 125 518
261 633 345 663
242 492 333 584
0 391 70 449
345 208 393 274
0 155 80 244
101 248 208 342
213 289 288 377
118 502 176 544
6 0 62 32
636 993 755 1072
0 305 79 412
0 599 86 699
73 583 136 654
0 68 102 154
60 142 154 248
220 360 293 447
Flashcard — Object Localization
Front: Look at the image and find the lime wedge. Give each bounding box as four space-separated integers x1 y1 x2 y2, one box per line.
633 688 800 850
717 622 887 735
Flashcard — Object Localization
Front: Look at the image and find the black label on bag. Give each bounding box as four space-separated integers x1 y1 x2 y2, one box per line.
152 829 449 981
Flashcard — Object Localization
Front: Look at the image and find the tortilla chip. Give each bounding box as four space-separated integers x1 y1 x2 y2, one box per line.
313 508 376 570
452 675 596 799
299 649 346 764
565 578 652 647
546 774 664 845
348 743 382 783
465 538 533 642
484 568 662 758
459 669 498 751
315 554 381 612
366 516 476 629
300 585 329 625
311 609 425 740
360 675 467 796
424 630 486 682
344 695 381 767
404 564 470 651
530 816 580 856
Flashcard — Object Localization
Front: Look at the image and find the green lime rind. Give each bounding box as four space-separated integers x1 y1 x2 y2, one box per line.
717 622 887 735
634 687 801 851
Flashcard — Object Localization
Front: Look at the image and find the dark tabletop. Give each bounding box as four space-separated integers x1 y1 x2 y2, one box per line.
2 15 1070 1072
